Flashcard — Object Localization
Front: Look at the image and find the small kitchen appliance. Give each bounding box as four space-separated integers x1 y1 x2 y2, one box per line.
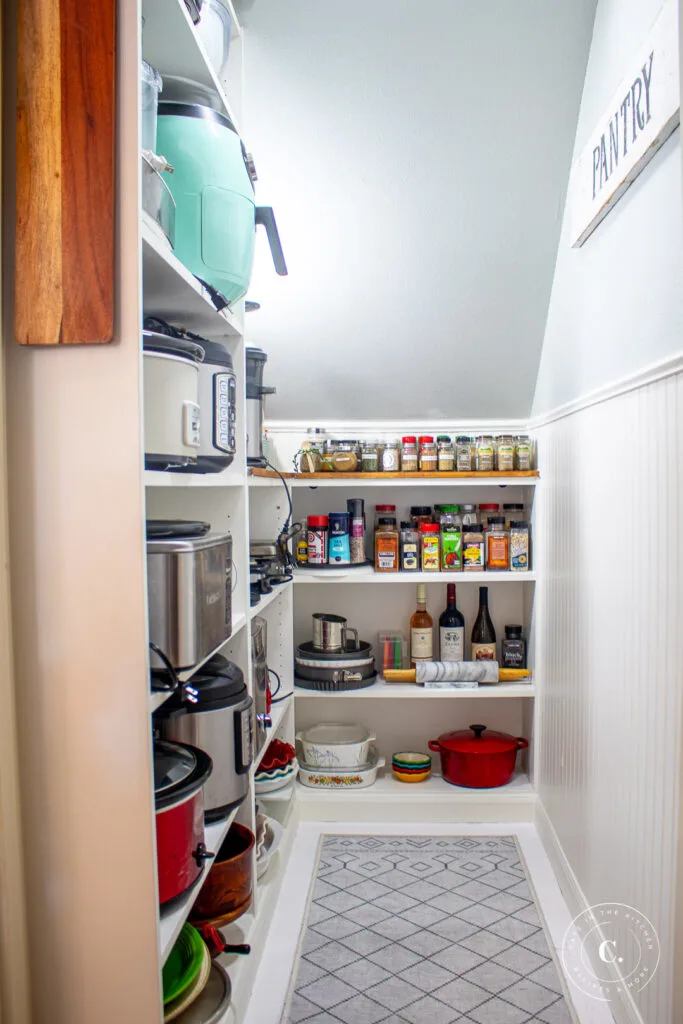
246 348 275 466
143 330 203 469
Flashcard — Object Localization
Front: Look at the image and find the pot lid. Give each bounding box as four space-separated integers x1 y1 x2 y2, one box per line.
154 740 212 809
143 330 204 363
182 655 247 710
147 520 211 539
434 724 524 754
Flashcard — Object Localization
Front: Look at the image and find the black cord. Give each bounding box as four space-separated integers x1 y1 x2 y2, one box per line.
265 459 302 569
265 460 292 531
272 691 294 704
268 667 281 699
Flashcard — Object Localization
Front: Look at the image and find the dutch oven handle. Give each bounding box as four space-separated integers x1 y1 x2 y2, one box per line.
428 740 441 753
516 738 529 750
200 924 251 959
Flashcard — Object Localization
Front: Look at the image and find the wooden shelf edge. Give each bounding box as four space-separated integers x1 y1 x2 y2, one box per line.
249 469 539 480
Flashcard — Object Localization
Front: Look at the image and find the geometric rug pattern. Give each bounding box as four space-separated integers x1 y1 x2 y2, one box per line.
283 836 576 1024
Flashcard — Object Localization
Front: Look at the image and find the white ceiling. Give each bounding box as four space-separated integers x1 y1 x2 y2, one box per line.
237 0 597 421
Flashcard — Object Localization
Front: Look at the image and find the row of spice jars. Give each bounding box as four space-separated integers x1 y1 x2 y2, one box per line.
300 435 533 473
376 517 530 572
377 503 527 529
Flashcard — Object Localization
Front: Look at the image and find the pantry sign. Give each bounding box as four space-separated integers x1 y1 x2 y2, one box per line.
570 0 680 247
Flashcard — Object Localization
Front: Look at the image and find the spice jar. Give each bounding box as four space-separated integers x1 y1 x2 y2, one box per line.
455 436 474 472
503 504 524 530
510 521 530 572
381 440 400 472
460 504 478 526
328 440 360 472
515 436 532 471
462 524 485 571
375 517 399 572
479 504 500 524
361 442 379 473
496 435 515 472
400 522 420 572
486 518 509 570
401 436 419 472
410 506 433 528
437 436 455 472
502 625 527 668
475 435 495 472
419 436 437 472
435 504 461 526
420 523 441 571
328 512 351 565
375 504 397 531
347 498 366 564
439 510 462 571
307 515 329 565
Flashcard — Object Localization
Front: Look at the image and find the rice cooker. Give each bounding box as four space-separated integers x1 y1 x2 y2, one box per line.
174 338 237 474
143 331 203 470
160 655 253 820
156 102 287 304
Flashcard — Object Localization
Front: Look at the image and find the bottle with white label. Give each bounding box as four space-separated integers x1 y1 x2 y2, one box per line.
439 583 465 661
410 583 433 668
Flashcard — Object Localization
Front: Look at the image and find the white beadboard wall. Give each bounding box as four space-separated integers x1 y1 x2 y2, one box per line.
533 366 683 1024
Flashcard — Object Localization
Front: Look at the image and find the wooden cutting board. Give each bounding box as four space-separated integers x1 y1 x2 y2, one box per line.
15 0 116 345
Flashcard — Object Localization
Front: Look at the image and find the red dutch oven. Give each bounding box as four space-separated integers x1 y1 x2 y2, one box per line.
428 724 528 789
154 739 214 905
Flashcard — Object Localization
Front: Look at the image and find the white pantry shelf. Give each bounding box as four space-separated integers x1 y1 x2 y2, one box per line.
248 579 292 620
144 468 247 489
149 688 174 713
294 569 535 584
142 225 243 340
294 681 536 699
159 806 239 963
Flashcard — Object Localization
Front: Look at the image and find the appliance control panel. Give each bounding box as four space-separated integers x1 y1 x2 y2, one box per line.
183 402 201 447
214 372 237 455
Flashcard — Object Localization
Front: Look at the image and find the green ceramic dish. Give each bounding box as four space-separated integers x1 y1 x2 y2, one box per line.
392 751 432 769
162 923 206 1005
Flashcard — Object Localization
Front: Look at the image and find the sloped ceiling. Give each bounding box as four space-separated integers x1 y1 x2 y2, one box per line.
236 0 597 421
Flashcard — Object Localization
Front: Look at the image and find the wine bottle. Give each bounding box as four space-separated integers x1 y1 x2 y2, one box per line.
471 586 496 660
410 583 433 667
439 583 465 661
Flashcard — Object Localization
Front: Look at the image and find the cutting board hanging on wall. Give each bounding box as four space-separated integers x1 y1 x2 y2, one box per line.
15 0 116 345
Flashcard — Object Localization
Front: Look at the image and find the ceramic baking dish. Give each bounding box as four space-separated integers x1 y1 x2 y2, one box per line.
295 723 376 769
298 751 384 790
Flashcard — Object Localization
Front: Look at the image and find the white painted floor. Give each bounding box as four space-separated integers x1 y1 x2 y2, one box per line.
243 823 616 1024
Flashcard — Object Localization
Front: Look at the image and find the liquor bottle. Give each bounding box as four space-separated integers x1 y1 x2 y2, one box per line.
410 583 433 667
471 586 496 660
439 583 465 661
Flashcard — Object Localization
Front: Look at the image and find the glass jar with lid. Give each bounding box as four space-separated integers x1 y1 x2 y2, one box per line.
496 435 515 472
361 442 379 472
419 436 437 472
401 436 419 472
455 436 474 472
329 440 360 472
381 440 400 472
437 435 455 472
515 436 532 471
410 506 433 529
375 504 397 531
475 435 495 472
460 504 478 526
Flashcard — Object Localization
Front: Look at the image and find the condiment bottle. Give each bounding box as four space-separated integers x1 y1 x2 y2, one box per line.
475 435 495 472
381 440 400 472
436 435 455 472
295 528 308 564
418 436 437 472
400 522 419 572
486 517 509 570
515 435 532 470
328 512 351 565
374 517 399 572
462 523 485 571
347 498 366 564
420 523 440 571
502 625 526 668
439 511 462 571
401 436 419 472
307 515 329 565
496 435 515 472
510 521 530 572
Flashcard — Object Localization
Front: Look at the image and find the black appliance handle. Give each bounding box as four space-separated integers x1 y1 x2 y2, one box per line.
255 207 288 276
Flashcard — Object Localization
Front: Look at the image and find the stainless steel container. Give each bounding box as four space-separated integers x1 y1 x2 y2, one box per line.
147 531 233 670
312 613 359 652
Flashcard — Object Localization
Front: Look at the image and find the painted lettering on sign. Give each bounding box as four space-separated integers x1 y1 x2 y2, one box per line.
592 53 654 200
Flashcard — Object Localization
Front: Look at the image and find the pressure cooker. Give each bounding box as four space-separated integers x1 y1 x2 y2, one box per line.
160 655 253 819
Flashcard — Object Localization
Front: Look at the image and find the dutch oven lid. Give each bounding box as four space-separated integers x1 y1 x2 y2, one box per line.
154 740 212 809
434 724 523 754
183 655 247 710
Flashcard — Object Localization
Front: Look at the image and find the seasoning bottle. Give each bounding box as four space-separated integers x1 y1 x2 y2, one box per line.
401 436 419 472
375 504 397 530
515 435 532 471
381 440 400 472
479 503 500 525
361 442 379 473
460 504 478 526
496 435 515 472
410 506 433 528
462 523 485 571
347 498 366 564
486 518 509 570
439 510 462 571
400 521 420 571
328 512 351 565
502 625 527 668
435 504 461 526
295 528 308 564
419 436 438 472
510 521 530 572
410 583 433 667
420 523 441 571
307 515 329 565
455 435 474 472
475 435 495 472
503 503 525 530
471 586 496 661
375 517 399 572
436 435 455 472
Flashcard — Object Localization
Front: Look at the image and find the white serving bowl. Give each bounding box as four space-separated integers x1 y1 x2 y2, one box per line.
295 723 376 769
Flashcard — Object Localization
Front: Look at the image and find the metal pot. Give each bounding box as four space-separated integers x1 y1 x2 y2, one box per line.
154 740 213 905
428 724 528 789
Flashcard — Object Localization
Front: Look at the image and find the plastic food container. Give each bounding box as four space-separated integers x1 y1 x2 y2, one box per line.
141 60 163 152
197 0 232 79
296 723 376 768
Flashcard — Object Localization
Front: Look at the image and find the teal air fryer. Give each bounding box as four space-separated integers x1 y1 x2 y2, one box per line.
156 103 287 303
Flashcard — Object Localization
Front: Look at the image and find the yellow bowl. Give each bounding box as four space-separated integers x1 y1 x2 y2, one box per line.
392 768 431 784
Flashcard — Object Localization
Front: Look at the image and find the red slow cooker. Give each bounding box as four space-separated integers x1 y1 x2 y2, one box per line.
428 724 528 788
154 740 214 905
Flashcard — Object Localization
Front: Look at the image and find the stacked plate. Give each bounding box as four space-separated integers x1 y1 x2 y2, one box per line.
255 738 297 794
162 924 213 1022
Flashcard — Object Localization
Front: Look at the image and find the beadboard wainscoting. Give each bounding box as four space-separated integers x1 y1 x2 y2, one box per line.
532 364 683 1024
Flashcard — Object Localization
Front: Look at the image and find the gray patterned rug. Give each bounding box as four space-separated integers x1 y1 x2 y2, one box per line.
283 835 576 1024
